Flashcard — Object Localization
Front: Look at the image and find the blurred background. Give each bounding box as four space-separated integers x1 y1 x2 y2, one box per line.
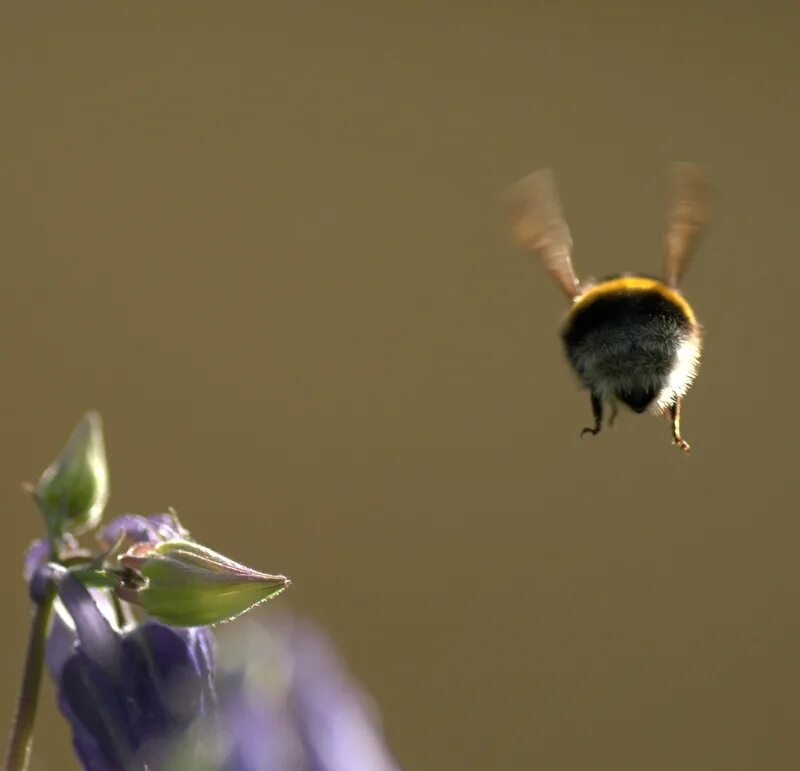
2 2 799 769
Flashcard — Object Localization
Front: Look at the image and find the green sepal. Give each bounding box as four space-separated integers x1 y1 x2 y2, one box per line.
116 539 290 627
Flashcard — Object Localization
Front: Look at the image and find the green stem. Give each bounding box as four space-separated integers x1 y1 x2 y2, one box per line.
109 591 127 630
69 567 120 590
4 586 55 771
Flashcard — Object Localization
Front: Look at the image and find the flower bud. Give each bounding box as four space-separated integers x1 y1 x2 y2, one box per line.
117 540 290 627
34 412 109 536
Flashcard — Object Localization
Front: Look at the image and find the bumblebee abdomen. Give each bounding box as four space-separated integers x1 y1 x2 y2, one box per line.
561 276 700 411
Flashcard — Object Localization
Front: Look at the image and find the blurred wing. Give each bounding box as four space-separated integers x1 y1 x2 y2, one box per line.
664 162 712 287
505 168 580 299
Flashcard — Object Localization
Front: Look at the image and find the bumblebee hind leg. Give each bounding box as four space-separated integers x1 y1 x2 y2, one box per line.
580 393 603 438
669 398 691 453
608 399 619 428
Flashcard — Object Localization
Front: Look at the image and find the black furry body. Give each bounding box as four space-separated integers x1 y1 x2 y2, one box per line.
561 280 698 414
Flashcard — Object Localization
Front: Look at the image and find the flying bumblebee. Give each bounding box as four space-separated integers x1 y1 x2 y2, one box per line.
505 164 711 452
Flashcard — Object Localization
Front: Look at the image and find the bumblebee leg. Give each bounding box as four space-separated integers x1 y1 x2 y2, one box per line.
669 399 691 453
581 393 603 437
608 400 619 428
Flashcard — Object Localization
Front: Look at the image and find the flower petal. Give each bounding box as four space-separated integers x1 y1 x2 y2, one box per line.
58 651 138 769
56 574 122 675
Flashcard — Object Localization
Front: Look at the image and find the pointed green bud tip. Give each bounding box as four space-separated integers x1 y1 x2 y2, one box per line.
116 539 291 627
34 411 109 536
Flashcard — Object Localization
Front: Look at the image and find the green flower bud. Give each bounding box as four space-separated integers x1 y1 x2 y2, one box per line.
34 411 109 537
117 540 290 627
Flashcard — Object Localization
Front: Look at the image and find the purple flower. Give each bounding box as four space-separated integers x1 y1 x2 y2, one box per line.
25 514 400 771
27 515 217 771
175 614 403 771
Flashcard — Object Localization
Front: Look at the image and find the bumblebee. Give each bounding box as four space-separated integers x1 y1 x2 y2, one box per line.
506 164 711 452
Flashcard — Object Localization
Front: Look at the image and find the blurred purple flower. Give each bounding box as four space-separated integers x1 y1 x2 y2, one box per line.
175 614 403 771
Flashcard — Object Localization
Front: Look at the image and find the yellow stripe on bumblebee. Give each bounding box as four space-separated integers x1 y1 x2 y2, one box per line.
568 276 697 326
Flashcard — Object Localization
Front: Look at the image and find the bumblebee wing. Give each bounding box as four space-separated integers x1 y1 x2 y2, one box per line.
663 162 712 287
505 168 580 299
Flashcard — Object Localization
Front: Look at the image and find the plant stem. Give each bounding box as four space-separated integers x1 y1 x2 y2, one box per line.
4 586 55 771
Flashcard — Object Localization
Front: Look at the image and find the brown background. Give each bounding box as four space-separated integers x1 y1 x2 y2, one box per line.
2 3 799 770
